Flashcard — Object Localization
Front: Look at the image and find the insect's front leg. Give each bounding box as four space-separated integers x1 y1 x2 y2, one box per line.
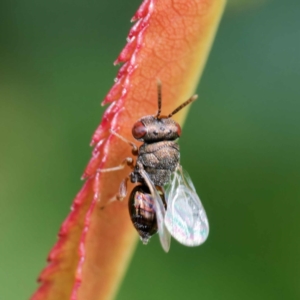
109 129 138 156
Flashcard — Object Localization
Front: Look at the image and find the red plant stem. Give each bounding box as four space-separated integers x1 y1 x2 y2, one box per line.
31 1 226 299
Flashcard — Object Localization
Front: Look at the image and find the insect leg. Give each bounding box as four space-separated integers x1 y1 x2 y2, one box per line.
97 157 134 173
97 158 132 208
109 129 138 155
115 177 129 201
100 177 129 209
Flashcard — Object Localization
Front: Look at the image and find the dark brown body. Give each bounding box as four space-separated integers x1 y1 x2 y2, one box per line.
127 83 197 244
129 115 181 242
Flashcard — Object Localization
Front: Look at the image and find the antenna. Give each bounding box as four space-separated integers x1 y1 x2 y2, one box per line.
167 94 198 118
156 80 162 118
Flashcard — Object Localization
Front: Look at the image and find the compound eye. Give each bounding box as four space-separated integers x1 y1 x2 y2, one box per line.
132 121 147 139
176 123 182 137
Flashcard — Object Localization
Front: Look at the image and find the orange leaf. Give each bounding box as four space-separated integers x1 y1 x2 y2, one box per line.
31 0 226 299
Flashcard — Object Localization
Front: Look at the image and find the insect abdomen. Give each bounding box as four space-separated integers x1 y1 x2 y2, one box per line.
128 185 158 244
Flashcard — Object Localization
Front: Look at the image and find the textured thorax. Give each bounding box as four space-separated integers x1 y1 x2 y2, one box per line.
131 141 180 186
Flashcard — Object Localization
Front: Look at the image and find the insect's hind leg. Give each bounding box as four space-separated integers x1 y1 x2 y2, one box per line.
98 128 138 208
97 157 133 208
114 177 129 202
100 177 129 209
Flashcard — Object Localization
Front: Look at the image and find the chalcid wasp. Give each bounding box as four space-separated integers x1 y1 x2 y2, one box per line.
99 82 209 252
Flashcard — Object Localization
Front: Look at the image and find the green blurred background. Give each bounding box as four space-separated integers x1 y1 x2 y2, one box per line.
1 0 300 299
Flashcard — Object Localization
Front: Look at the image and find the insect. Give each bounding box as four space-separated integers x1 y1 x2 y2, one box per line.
99 81 209 252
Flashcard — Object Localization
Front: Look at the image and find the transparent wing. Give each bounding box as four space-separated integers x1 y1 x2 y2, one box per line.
138 167 171 252
165 166 209 246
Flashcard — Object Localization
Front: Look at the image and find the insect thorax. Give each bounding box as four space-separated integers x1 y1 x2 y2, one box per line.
130 141 180 186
